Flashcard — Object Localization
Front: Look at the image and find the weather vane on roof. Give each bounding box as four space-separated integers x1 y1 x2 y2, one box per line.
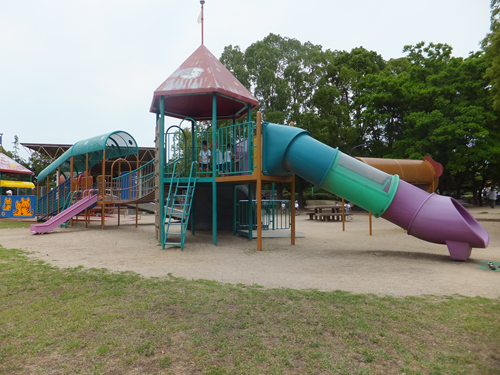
198 0 205 45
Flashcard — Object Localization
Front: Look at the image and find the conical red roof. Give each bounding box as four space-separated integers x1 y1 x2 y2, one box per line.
150 45 259 121
0 153 34 175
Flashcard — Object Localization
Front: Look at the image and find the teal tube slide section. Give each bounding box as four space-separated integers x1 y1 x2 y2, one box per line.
262 123 398 217
262 122 489 260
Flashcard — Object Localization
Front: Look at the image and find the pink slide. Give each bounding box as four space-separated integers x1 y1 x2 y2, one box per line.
30 193 98 234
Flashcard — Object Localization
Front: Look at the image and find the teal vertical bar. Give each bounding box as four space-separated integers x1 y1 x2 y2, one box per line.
212 93 217 245
272 183 275 230
159 97 166 247
233 184 237 235
191 120 196 235
232 115 236 175
248 184 253 240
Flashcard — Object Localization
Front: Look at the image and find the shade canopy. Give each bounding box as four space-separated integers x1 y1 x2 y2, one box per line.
0 153 34 175
36 131 138 182
150 45 259 121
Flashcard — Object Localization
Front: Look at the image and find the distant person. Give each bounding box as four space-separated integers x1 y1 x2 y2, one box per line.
198 141 211 177
281 201 286 214
6 190 12 196
344 201 352 220
223 144 233 174
488 187 498 208
295 200 299 216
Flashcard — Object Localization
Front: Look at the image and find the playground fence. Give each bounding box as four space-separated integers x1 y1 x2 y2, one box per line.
236 199 291 231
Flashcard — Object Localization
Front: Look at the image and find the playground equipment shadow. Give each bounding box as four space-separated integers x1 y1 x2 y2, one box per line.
0 208 498 298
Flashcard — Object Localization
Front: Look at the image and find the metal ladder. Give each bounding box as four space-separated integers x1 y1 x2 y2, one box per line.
162 161 198 250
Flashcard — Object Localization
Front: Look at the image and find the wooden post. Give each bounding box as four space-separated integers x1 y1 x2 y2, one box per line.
256 111 263 251
369 212 373 236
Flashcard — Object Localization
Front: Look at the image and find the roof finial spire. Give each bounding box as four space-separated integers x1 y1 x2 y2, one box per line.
200 0 205 45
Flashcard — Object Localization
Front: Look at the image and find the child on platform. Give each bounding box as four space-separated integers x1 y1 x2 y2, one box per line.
199 141 211 177
223 144 233 174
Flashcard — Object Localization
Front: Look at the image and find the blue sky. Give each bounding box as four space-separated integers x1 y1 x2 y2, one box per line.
0 0 492 159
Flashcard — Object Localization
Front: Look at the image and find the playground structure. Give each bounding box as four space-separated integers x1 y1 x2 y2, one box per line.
31 43 490 261
0 152 36 219
31 131 155 232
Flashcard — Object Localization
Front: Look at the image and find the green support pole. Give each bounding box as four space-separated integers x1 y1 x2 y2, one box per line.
191 119 196 235
233 184 237 236
212 93 217 245
272 182 275 230
159 97 166 247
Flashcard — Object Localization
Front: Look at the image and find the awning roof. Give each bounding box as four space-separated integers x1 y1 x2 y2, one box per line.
150 44 259 121
36 131 138 182
0 153 34 175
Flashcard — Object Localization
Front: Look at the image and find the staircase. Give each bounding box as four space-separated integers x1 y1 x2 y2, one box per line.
162 161 198 250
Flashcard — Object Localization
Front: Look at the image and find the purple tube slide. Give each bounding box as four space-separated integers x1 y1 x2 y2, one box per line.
382 180 489 260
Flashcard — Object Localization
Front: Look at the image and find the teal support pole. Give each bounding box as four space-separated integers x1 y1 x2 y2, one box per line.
233 184 237 235
272 183 275 230
191 120 196 235
212 93 217 245
159 97 166 247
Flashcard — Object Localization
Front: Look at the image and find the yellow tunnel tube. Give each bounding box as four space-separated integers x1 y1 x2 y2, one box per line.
355 156 443 193
0 180 36 189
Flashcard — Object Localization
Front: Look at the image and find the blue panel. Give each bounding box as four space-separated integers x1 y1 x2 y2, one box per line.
1 195 36 219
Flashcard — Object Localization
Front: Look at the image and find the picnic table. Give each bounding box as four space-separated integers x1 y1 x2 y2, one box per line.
306 204 348 222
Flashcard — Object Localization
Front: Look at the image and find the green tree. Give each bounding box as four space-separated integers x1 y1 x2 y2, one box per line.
355 57 411 157
390 44 500 198
484 0 500 111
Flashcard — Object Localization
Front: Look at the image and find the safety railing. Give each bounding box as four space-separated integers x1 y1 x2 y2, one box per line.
103 158 156 204
112 159 156 202
177 121 255 177
36 179 72 221
217 121 255 176
236 199 291 231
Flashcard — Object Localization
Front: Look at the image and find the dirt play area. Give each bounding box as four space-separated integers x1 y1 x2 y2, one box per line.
1 206 499 298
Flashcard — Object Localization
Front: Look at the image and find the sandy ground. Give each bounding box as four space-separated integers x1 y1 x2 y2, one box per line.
0 206 499 298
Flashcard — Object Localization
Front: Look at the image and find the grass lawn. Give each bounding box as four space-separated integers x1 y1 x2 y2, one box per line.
0 246 499 374
0 220 32 229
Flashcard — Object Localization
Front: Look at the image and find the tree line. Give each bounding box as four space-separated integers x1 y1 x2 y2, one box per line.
220 4 500 205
